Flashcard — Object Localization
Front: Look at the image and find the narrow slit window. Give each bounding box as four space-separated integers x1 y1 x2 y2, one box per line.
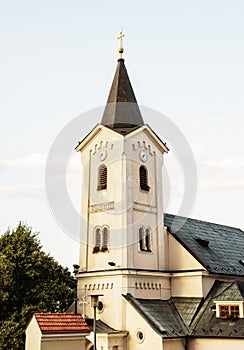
97 165 107 190
139 227 152 252
102 226 109 251
139 227 146 251
145 227 152 252
139 166 150 191
93 227 101 253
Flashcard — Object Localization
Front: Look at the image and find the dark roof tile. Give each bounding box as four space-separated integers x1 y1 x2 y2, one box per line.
101 59 144 134
172 297 202 327
85 319 124 334
123 294 188 338
165 214 244 276
190 281 244 337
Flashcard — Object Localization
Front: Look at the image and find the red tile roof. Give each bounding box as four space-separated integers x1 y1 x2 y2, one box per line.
34 313 91 334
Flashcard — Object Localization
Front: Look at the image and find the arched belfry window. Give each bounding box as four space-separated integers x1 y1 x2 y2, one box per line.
145 227 152 252
102 226 109 251
139 166 150 191
93 225 110 253
139 227 145 251
93 226 101 253
97 165 107 191
138 226 152 252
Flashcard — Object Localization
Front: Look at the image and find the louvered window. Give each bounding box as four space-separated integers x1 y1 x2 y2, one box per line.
102 226 109 251
93 227 101 253
97 165 107 190
93 225 109 253
139 166 150 191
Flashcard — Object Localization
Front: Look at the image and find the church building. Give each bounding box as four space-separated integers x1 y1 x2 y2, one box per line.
74 34 244 350
26 34 244 350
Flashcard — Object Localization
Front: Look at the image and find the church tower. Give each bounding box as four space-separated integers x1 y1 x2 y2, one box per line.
75 35 169 329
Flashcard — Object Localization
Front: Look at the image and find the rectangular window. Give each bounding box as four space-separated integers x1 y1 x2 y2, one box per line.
219 305 240 319
97 165 107 190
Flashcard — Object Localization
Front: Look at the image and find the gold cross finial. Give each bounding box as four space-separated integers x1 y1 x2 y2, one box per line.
117 30 125 59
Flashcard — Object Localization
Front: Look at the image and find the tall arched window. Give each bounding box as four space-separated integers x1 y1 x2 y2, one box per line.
97 165 107 190
102 226 109 251
139 166 150 191
145 227 152 252
139 227 146 251
93 225 110 253
138 226 152 252
93 226 101 253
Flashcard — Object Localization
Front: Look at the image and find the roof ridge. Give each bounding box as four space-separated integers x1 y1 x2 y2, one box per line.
165 213 243 232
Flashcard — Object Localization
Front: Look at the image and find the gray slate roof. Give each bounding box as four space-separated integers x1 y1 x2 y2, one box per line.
124 281 244 339
190 281 244 338
164 214 244 276
172 297 202 327
124 294 188 338
101 59 144 134
86 318 126 334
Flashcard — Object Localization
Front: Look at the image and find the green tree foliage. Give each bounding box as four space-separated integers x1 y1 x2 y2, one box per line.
0 223 77 349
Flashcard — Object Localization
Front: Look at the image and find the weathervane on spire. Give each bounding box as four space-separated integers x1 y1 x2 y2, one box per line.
117 30 125 59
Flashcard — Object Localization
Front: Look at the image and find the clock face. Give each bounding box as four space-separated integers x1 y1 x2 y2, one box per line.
98 149 107 161
139 150 147 162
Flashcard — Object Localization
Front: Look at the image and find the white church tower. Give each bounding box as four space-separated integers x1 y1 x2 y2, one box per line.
75 36 169 330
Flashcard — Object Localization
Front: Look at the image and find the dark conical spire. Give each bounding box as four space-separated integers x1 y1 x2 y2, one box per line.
101 59 144 135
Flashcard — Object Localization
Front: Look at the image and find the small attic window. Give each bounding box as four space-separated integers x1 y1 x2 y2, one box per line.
239 259 244 266
214 301 244 319
195 237 209 247
220 305 240 319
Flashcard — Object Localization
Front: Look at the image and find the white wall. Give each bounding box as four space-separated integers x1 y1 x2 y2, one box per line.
163 338 185 350
77 124 167 273
25 317 42 350
188 338 244 350
41 337 86 350
168 235 204 271
124 296 162 350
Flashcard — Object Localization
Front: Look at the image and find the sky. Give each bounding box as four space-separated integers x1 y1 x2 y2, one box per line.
0 0 244 270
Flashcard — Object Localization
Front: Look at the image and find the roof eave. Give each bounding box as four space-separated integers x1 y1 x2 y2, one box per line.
75 124 123 152
125 124 169 153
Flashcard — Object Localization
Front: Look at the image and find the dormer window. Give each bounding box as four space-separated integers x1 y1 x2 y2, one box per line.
220 305 240 319
214 301 244 319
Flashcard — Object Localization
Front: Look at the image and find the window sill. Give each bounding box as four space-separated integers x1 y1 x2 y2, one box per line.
140 187 150 192
138 249 153 254
97 186 107 191
92 247 109 254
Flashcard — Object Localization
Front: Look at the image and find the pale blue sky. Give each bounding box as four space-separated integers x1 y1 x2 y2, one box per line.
0 0 244 269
